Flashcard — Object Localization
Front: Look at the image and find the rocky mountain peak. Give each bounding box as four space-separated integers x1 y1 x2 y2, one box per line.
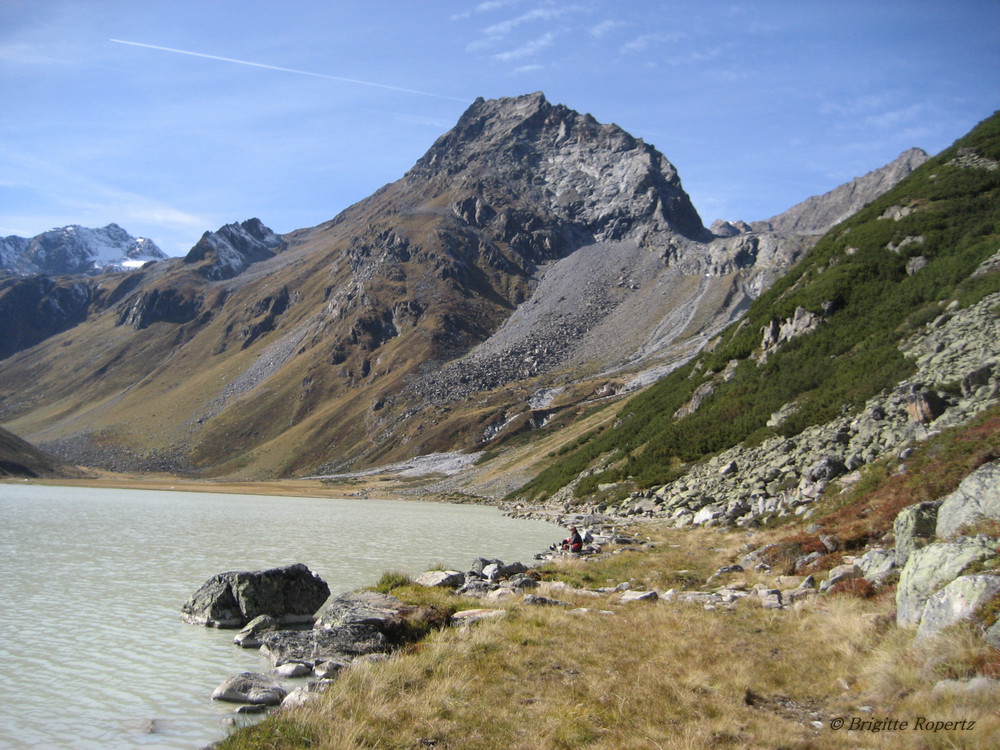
407 92 707 242
0 223 165 277
183 218 286 281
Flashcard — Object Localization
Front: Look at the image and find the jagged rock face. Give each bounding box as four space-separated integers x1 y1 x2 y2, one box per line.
184 218 286 280
115 285 204 330
0 224 165 276
408 92 707 246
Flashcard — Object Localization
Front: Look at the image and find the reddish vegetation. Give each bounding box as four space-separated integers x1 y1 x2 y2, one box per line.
755 406 1000 587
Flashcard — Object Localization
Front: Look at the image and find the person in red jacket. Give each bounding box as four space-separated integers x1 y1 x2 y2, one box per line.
561 526 583 553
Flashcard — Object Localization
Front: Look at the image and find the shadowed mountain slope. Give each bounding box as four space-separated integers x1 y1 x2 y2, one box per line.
0 425 87 478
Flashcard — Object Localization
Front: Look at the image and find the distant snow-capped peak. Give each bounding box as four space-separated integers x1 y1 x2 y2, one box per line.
0 223 167 276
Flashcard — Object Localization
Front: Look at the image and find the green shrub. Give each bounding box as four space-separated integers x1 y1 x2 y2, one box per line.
372 569 412 593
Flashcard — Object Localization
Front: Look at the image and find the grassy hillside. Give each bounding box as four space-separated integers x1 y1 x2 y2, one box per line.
518 111 1000 501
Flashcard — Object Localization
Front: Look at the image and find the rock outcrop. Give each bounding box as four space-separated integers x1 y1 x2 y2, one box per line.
895 536 999 627
916 575 1000 642
181 563 330 628
0 276 93 359
935 460 1000 538
183 218 285 281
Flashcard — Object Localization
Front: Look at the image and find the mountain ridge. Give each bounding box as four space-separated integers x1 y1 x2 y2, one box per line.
0 93 928 479
0 223 165 277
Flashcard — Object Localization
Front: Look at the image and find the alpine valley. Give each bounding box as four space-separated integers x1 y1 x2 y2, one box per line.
6 92 1000 749
0 93 934 484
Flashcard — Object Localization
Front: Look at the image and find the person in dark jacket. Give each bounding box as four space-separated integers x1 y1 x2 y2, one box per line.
561 526 583 553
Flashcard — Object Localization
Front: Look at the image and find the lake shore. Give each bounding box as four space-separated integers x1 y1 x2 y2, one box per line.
6 471 442 502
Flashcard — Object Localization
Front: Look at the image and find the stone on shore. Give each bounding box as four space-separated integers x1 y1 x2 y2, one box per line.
211 672 287 705
234 614 278 648
414 570 466 588
181 563 330 628
314 590 410 631
259 625 388 667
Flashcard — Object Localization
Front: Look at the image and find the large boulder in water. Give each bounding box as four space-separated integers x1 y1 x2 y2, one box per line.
181 563 330 628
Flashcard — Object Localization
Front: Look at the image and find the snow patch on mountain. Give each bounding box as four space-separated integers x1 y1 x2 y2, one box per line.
0 224 166 277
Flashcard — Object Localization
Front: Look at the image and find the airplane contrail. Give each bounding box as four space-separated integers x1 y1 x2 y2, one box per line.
109 39 468 103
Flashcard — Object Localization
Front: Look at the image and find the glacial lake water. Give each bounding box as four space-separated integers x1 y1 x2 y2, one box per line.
0 483 561 749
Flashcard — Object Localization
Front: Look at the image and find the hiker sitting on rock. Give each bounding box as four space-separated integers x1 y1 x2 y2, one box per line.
561 526 583 553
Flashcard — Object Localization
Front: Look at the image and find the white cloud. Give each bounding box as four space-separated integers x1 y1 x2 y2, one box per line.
0 146 210 252
621 31 686 55
0 42 75 66
484 7 579 37
589 19 626 38
451 0 521 21
495 32 556 61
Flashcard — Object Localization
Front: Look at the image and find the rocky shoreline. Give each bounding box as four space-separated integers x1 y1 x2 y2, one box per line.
189 451 1000 745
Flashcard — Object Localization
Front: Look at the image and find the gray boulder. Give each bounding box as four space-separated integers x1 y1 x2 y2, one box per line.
211 672 287 705
893 501 942 567
259 625 388 667
469 558 503 576
896 536 1000 627
314 590 409 631
935 460 1000 539
916 574 1000 641
181 563 330 628
456 579 493 597
619 590 659 603
932 676 1000 698
855 548 897 585
414 570 466 588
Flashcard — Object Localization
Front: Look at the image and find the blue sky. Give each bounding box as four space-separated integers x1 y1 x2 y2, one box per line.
2 1 998 256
